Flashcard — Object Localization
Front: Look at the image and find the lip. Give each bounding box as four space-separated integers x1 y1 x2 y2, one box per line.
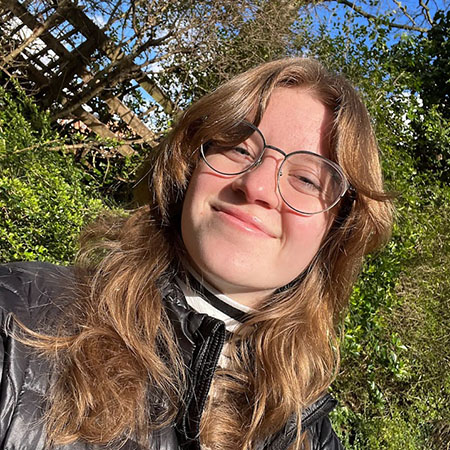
212 205 277 238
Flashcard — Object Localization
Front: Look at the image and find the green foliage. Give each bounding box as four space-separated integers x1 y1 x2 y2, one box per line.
331 153 450 449
385 10 450 180
59 127 152 205
0 85 106 263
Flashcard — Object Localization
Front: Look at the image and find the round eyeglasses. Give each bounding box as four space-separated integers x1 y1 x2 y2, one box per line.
199 121 351 215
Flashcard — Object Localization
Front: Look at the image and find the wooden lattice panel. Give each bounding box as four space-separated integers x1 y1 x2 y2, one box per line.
0 0 171 155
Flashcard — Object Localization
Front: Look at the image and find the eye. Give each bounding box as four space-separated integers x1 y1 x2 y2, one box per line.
222 145 258 162
298 176 321 190
232 146 252 157
288 172 323 193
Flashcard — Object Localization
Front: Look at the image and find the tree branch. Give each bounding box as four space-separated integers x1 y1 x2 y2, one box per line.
103 0 123 32
331 0 429 32
393 0 417 28
419 0 434 26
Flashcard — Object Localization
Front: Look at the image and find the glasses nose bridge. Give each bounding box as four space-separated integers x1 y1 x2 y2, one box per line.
264 144 287 159
254 144 287 169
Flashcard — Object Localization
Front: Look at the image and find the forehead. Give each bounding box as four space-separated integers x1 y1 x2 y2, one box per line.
255 87 333 158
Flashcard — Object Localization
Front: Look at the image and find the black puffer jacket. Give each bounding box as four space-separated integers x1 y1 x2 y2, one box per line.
0 262 344 450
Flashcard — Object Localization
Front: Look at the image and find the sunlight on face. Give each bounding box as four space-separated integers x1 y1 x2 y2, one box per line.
181 88 334 307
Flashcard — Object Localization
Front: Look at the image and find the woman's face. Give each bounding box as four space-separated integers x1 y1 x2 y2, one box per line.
181 88 334 307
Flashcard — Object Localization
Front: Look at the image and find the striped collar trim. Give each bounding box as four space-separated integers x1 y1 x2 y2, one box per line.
175 271 254 333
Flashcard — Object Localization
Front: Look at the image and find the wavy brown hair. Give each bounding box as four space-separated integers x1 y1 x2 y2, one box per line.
25 58 393 449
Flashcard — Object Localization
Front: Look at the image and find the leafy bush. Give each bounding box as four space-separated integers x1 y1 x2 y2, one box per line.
331 135 450 449
0 85 106 263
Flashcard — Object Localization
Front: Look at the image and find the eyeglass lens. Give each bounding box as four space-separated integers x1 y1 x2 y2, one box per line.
201 122 347 214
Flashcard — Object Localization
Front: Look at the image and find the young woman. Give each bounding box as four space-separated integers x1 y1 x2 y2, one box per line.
0 58 392 450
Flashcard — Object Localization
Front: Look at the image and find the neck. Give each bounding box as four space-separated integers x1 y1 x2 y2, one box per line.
183 260 270 309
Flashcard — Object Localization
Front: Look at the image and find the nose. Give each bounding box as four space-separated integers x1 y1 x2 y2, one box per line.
231 154 281 209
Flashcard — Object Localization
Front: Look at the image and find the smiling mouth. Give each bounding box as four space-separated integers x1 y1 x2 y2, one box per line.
212 206 276 238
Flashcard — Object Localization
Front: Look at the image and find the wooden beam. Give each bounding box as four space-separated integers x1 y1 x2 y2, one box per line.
104 95 156 144
1 3 64 66
60 3 175 116
73 106 136 157
2 0 162 149
3 0 67 42
137 74 175 116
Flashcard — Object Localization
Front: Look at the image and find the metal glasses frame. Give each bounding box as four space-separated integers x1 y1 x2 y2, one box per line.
199 121 351 215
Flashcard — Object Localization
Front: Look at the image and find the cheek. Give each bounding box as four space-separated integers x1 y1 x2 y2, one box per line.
182 163 232 222
282 214 331 264
181 169 202 240
180 166 222 255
